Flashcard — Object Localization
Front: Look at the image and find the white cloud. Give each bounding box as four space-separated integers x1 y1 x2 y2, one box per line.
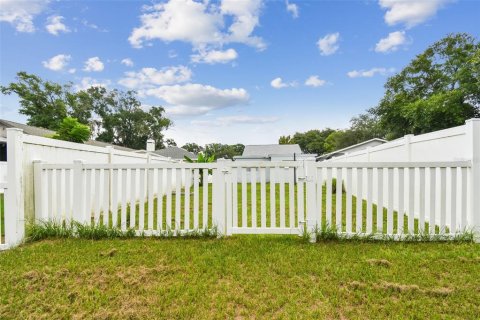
286 1 299 18
121 58 134 67
191 48 238 64
143 83 249 116
192 115 279 126
128 0 265 50
317 32 340 56
75 77 111 91
379 0 449 28
83 57 104 72
118 66 192 89
45 15 69 35
0 0 49 32
347 67 395 78
304 75 326 87
42 54 71 71
270 77 297 89
375 31 407 52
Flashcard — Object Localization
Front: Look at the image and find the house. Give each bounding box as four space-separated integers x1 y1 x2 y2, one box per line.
0 118 138 160
316 138 387 161
234 144 317 162
153 146 197 161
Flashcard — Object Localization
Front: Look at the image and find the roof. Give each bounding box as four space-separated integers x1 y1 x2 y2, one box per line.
241 144 302 157
0 118 136 152
0 119 55 137
153 146 196 160
316 138 387 160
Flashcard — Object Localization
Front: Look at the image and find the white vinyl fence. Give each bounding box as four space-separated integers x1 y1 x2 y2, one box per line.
32 159 479 239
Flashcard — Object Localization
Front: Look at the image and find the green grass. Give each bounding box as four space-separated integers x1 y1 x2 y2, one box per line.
0 236 479 319
91 182 450 237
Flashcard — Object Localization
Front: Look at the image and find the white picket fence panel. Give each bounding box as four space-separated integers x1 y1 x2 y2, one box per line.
32 160 476 239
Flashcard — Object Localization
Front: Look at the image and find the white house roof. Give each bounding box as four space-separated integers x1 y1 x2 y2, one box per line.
316 138 387 160
241 144 302 157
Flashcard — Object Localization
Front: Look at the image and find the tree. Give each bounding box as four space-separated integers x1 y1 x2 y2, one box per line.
291 129 335 154
52 117 90 143
279 135 293 144
82 87 172 150
182 143 204 154
204 143 245 160
0 72 88 130
372 33 480 139
165 139 177 147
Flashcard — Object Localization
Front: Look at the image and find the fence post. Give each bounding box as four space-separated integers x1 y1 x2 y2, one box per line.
305 160 318 242
106 146 114 164
465 119 480 238
213 159 229 236
73 160 87 224
5 128 25 247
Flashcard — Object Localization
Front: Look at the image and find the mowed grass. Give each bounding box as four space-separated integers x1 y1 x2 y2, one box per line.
1 236 479 319
112 183 436 235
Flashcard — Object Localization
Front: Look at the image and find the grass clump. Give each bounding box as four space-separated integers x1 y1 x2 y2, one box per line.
26 220 218 243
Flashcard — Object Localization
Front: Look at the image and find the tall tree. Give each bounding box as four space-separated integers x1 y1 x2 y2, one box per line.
372 33 480 139
291 129 335 154
182 143 204 154
87 87 172 150
278 135 293 144
0 72 88 130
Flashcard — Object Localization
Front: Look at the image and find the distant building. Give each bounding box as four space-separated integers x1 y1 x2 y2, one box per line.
234 144 316 161
316 138 386 161
153 146 197 161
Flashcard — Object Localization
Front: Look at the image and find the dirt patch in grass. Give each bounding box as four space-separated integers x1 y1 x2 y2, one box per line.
366 259 393 267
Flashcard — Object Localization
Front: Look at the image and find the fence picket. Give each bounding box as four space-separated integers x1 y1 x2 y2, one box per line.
366 168 373 234
184 169 191 231
326 168 332 226
157 169 164 231
335 168 343 231
376 168 383 233
94 169 101 224
397 168 404 234
193 169 199 229
111 169 118 228
450 167 457 234
121 169 127 230
419 168 426 234
232 168 238 228
103 169 110 227
315 168 323 230
279 167 285 228
202 169 208 229
260 168 266 228
288 167 296 228
408 168 415 233
242 168 247 227
139 169 146 231
147 169 154 230
428 167 436 234
166 169 172 229
297 165 305 228
460 167 467 230
251 168 257 228
346 168 352 233
175 169 181 231
270 167 276 228
387 168 394 235
440 167 447 232
356 168 363 234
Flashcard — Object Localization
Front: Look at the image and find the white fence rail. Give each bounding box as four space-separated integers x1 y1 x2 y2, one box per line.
33 160 478 239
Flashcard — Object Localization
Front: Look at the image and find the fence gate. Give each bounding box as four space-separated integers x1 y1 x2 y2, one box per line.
225 161 309 235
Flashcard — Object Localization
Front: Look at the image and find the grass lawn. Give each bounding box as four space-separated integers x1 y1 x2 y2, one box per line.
1 236 479 319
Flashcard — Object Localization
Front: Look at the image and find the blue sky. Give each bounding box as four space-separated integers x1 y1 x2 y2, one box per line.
1 0 479 146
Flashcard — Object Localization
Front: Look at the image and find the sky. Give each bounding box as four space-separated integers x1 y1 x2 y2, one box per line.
1 0 479 146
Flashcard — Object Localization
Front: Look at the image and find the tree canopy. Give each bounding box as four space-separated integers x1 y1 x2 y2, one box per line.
1 73 172 149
